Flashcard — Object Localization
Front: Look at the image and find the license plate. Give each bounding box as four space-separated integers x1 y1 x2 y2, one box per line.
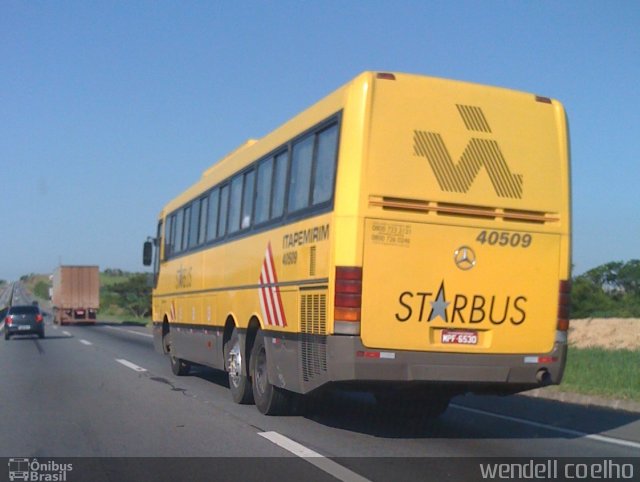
441 330 478 345
18 325 31 331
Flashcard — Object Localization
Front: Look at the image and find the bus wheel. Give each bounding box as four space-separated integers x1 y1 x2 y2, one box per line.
164 331 190 376
225 327 253 404
170 353 191 376
250 331 293 415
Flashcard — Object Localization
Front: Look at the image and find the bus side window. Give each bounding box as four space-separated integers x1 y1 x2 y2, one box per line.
228 176 243 234
255 157 273 224
174 209 184 253
165 214 175 258
288 135 314 213
218 184 230 238
312 124 338 205
182 205 191 251
206 188 220 242
241 169 255 229
271 151 288 219
198 196 209 245
188 201 200 249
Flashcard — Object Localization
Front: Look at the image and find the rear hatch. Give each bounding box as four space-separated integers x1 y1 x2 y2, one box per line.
359 74 569 355
8 306 39 328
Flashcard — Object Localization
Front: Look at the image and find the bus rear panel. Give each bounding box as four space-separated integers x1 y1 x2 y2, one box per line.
325 72 570 396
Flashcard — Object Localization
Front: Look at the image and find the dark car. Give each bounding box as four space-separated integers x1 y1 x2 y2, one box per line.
4 305 45 340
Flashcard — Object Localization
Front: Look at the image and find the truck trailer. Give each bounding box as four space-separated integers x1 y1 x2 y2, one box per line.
52 266 100 325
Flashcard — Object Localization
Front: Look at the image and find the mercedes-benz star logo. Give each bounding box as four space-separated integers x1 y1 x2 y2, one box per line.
454 246 476 270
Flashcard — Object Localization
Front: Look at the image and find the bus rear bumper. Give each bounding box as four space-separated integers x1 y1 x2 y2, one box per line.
324 335 567 393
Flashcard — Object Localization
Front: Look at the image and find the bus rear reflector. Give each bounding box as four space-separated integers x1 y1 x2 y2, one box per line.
334 266 362 335
557 280 571 332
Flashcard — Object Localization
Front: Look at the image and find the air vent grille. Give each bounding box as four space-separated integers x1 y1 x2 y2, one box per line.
369 196 559 224
300 294 327 382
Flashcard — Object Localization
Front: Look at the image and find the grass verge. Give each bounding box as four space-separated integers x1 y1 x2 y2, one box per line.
557 347 640 402
99 312 151 326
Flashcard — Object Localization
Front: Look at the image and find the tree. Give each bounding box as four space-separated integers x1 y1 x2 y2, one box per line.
571 260 640 317
108 274 151 318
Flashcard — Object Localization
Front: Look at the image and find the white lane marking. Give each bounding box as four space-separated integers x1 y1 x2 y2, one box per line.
451 404 640 451
104 325 153 338
62 331 71 336
52 324 58 330
79 339 93 346
115 358 147 372
259 431 371 482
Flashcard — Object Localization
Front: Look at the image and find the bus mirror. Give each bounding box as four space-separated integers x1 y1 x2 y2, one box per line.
143 241 153 266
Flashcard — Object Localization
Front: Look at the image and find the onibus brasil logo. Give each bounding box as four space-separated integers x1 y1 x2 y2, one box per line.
8 458 73 481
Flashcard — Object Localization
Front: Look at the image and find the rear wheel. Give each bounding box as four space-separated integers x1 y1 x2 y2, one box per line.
225 327 253 404
4 332 9 341
170 353 191 376
163 331 190 376
250 331 294 415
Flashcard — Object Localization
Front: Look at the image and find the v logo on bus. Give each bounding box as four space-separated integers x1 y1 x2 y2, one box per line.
258 243 288 327
413 104 523 199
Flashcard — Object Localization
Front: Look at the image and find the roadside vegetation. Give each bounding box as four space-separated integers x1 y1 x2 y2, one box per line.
571 260 640 318
563 260 640 402
558 347 640 402
99 269 151 322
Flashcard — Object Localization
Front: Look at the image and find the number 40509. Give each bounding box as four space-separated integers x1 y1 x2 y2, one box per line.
476 230 532 248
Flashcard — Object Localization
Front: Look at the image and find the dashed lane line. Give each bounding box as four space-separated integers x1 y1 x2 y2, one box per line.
104 325 153 338
259 431 371 482
115 358 147 372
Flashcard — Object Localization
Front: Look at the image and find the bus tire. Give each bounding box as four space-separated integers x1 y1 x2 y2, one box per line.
225 327 253 404
164 331 190 376
170 353 191 376
250 331 293 415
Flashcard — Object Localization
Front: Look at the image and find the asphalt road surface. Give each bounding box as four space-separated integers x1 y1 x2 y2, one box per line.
1 284 638 481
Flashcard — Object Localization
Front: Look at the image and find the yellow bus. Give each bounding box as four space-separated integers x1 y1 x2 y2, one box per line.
143 71 571 416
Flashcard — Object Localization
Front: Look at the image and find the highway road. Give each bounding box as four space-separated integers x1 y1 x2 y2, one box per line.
1 283 639 481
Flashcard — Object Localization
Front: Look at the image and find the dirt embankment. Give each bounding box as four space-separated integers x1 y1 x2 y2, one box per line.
568 318 640 350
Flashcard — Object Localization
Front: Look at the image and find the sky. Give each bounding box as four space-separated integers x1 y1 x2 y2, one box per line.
1 1 638 281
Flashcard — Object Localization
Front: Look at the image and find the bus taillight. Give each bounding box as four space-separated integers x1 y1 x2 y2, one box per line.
557 280 571 331
334 267 362 335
